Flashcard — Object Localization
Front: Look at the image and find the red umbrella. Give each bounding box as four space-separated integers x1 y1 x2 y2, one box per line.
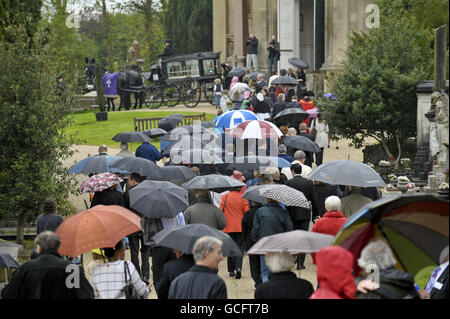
233 120 283 139
55 205 141 257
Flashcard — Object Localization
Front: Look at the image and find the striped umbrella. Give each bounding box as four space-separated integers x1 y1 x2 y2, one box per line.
261 184 310 208
215 110 257 129
233 120 283 139
80 173 123 193
333 194 449 276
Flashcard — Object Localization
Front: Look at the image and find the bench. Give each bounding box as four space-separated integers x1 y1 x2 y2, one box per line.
134 113 207 132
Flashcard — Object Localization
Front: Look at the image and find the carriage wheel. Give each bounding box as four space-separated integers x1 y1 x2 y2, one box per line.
144 87 163 109
180 77 201 108
202 81 216 106
162 83 181 108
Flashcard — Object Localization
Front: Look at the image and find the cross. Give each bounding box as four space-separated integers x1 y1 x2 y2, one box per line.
106 79 112 88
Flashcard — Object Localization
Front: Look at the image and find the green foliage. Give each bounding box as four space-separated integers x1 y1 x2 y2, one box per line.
317 10 433 162
0 27 79 225
0 0 43 42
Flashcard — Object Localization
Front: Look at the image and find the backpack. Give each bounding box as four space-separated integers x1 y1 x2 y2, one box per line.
141 217 164 248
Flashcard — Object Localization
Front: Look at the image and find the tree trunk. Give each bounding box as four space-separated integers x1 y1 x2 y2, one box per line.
394 132 402 171
16 214 25 245
380 132 394 161
101 0 113 69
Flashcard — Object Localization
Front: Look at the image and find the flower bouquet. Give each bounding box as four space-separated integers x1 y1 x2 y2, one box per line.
388 173 397 181
397 176 410 183
379 160 390 167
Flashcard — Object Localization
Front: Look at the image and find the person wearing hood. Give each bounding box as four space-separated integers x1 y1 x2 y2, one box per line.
356 238 420 299
309 246 356 299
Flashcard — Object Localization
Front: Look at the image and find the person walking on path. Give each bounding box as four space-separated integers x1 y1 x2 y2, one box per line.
255 252 314 299
219 173 250 279
285 163 317 269
340 186 373 218
1 231 94 299
156 249 195 299
267 35 280 77
245 34 259 71
36 198 64 235
312 181 344 220
135 137 162 164
251 199 293 283
168 236 227 299
90 240 150 299
309 246 356 299
297 123 315 167
116 142 134 158
90 184 125 208
310 113 329 167
183 189 227 230
311 196 346 236
242 200 263 288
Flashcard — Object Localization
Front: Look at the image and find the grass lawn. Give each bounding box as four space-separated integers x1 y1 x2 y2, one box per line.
66 110 216 150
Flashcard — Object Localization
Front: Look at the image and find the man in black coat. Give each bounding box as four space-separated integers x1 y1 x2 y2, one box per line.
162 39 175 57
285 163 317 269
1 231 94 299
312 182 344 219
242 203 263 288
245 34 259 71
168 236 227 299
156 251 195 299
271 93 287 119
298 122 315 167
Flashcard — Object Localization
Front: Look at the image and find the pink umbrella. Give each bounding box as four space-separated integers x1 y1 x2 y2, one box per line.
233 120 283 139
306 107 318 118
80 172 123 193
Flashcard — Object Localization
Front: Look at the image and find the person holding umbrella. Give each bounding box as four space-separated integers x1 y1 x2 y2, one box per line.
219 172 250 279
136 137 162 164
183 189 227 231
168 236 227 299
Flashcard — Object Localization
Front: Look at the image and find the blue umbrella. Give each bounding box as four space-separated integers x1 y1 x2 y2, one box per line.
69 155 129 175
216 110 257 129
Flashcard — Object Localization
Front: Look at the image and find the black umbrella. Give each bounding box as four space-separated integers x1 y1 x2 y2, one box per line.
0 253 19 268
282 135 321 153
288 57 309 69
69 155 128 175
227 66 247 78
226 156 284 171
168 125 215 141
152 224 243 257
241 185 271 204
156 165 197 181
110 157 160 179
162 137 221 157
171 149 224 165
158 114 183 131
129 180 189 218
181 174 245 192
271 76 299 86
143 128 168 138
112 131 149 143
307 160 386 188
272 107 309 126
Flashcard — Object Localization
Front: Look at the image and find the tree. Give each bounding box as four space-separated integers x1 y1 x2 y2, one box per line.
317 10 433 169
0 27 79 244
0 0 43 42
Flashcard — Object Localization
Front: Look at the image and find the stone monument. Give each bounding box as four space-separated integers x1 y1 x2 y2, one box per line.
425 25 449 192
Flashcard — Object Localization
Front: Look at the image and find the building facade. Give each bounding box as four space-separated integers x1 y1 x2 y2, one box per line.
213 0 374 92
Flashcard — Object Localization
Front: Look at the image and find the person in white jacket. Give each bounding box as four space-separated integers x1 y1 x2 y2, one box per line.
310 113 329 167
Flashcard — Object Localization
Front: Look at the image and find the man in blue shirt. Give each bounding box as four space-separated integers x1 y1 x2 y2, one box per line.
136 138 162 163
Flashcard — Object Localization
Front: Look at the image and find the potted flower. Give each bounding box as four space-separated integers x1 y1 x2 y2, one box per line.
400 158 412 172
388 173 397 182
379 160 390 167
397 176 410 194
438 182 449 201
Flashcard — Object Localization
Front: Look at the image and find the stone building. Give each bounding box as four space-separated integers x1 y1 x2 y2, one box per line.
213 0 374 92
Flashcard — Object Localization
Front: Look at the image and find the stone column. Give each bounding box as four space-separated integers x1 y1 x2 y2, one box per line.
213 0 228 63
233 0 249 67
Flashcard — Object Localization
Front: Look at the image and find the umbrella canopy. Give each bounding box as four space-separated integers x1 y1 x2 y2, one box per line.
182 174 245 192
333 194 449 276
288 57 309 69
307 160 386 188
143 128 168 138
69 155 128 175
0 253 20 268
80 172 123 193
56 205 141 257
271 76 299 86
170 149 224 165
261 184 310 208
110 157 160 179
229 83 251 101
169 125 213 139
128 180 189 218
241 185 272 204
152 224 243 257
156 165 197 181
282 135 321 153
226 156 291 171
112 131 149 143
216 110 257 129
247 230 335 255
227 66 247 78
161 137 218 157
158 114 183 131
272 107 309 127
233 120 283 139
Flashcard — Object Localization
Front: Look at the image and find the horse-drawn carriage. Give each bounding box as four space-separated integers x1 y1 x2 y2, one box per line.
143 51 221 109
